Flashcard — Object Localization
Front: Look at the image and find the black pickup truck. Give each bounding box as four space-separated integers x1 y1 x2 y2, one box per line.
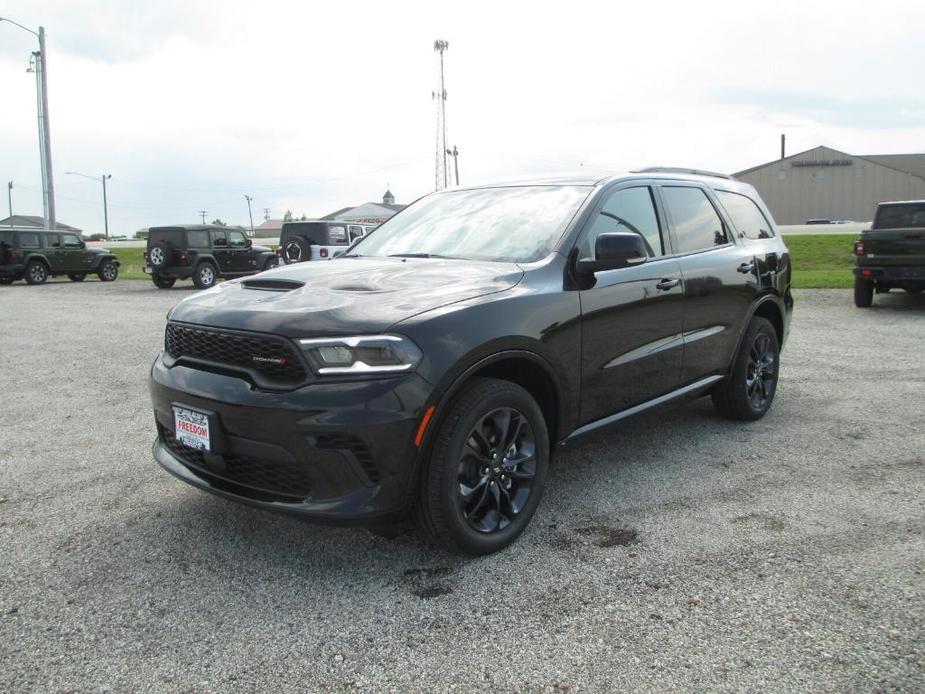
854 200 925 307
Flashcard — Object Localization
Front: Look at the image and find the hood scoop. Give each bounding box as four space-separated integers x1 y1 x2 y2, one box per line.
241 278 305 292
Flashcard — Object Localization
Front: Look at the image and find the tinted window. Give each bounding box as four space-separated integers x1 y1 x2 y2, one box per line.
44 234 61 248
19 232 40 248
874 203 925 229
149 229 183 245
62 233 82 248
0 230 12 244
582 186 663 258
661 187 728 253
186 230 209 247
210 230 227 246
227 230 247 247
328 226 347 244
353 185 592 263
716 191 774 239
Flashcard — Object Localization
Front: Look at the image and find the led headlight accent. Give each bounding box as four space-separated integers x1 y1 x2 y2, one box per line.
298 335 423 375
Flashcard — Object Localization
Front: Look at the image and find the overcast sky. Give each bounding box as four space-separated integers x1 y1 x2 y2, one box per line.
2 0 924 235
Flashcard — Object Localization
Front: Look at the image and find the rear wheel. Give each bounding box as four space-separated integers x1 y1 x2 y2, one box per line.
67 272 86 282
192 262 217 289
25 261 48 285
97 260 118 282
151 272 176 289
417 378 549 555
854 276 874 307
711 316 780 421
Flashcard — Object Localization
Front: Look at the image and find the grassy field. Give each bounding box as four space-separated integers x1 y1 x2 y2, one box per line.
107 235 857 287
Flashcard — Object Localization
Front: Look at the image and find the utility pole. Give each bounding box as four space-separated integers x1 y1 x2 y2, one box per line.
433 40 449 190
199 210 207 224
244 195 255 236
446 145 459 186
263 207 270 221
6 182 12 226
65 172 111 239
1 18 55 230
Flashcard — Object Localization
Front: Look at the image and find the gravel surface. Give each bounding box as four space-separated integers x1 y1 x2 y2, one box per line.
1 281 923 693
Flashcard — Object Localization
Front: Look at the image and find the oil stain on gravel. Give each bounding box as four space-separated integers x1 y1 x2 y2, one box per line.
403 566 455 600
575 525 639 548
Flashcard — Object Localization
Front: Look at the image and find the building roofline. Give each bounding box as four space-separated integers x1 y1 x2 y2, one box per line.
734 145 925 181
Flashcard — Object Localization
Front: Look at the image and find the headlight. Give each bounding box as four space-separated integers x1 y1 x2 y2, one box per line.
298 335 423 375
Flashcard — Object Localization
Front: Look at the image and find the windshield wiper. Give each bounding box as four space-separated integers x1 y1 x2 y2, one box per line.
387 253 462 260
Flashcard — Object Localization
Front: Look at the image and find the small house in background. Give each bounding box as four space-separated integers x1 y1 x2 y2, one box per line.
320 189 406 225
253 218 285 238
0 215 83 234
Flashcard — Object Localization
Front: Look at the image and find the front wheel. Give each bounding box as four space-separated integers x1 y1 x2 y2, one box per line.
97 260 118 282
417 378 549 555
192 262 217 289
711 316 780 421
854 276 873 307
68 272 86 282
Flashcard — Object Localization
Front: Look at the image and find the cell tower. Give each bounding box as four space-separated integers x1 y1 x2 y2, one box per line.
433 40 449 190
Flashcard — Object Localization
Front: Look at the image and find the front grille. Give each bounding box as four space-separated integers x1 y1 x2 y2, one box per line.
162 428 313 498
165 322 306 385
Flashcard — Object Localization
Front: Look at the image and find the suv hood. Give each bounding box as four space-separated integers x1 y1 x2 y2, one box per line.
168 256 524 337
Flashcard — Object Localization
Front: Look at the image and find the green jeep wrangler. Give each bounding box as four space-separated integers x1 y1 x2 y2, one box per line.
0 227 120 285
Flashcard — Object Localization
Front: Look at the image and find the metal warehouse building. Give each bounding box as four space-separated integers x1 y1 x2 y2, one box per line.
734 145 925 225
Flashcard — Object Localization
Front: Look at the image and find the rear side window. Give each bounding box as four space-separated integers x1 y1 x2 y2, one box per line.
716 191 774 240
328 225 347 244
19 232 40 248
210 230 227 246
874 203 925 229
661 187 728 253
186 230 209 247
44 234 61 248
582 186 664 258
150 230 183 246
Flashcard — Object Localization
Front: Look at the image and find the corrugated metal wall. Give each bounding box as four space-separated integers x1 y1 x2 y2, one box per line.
735 146 925 225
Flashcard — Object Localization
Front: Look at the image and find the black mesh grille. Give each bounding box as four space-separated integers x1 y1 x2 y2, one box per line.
162 428 313 498
165 322 306 385
314 433 379 484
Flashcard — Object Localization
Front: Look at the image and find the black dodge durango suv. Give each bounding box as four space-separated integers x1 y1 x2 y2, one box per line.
149 170 792 554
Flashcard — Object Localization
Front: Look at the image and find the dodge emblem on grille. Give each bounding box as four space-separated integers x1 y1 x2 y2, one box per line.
252 355 288 365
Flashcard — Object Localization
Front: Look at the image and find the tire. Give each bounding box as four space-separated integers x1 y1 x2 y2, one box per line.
192 261 217 289
417 377 549 555
854 276 874 307
25 260 48 285
711 316 780 422
0 276 14 285
148 242 170 270
283 237 310 263
97 260 118 282
67 272 86 282
151 272 176 289
262 257 278 272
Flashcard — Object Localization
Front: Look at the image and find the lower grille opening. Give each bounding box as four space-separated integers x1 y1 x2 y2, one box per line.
314 433 380 484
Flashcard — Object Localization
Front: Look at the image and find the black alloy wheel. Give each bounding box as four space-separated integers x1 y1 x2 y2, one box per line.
457 407 537 534
745 332 776 411
418 377 549 555
711 316 779 421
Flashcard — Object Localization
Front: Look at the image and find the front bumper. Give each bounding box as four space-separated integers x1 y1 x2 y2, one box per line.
149 353 433 523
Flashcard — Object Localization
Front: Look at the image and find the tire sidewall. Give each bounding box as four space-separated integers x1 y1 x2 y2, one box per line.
149 242 169 269
98 261 118 282
26 261 47 285
732 317 779 419
194 262 217 288
428 381 549 554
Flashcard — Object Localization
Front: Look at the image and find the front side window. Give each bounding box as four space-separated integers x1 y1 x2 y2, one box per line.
228 230 247 248
661 186 728 254
352 185 592 263
62 233 82 248
581 186 664 259
716 191 773 240
19 233 40 248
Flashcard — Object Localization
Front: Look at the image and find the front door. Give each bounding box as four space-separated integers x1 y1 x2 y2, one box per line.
210 230 231 273
60 233 86 271
226 229 252 272
578 184 685 424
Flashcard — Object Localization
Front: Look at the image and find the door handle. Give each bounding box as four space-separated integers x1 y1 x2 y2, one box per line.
737 262 756 274
656 278 680 291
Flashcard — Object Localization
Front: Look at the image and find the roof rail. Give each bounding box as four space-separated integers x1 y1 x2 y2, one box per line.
632 167 733 180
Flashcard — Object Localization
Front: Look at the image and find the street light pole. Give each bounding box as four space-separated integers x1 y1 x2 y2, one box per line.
244 195 255 237
446 145 459 186
65 172 111 239
1 18 55 230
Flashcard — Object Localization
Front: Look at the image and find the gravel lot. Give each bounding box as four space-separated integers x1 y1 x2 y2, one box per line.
1 281 923 693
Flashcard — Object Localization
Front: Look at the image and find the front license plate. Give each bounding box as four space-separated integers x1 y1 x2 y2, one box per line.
173 406 211 451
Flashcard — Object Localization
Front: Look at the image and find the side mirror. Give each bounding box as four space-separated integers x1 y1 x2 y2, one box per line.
245 239 252 248
577 232 648 273
79 240 86 249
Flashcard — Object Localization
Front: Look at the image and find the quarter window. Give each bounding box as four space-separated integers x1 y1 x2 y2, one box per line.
19 233 40 248
661 187 728 254
582 186 664 258
716 191 773 240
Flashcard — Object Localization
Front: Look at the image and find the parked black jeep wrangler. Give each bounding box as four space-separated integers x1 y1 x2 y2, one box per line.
853 200 925 307
149 170 792 555
278 221 375 265
0 227 120 285
145 225 276 289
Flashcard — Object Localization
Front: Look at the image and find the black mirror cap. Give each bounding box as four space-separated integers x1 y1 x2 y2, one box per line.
578 232 648 273
245 238 252 248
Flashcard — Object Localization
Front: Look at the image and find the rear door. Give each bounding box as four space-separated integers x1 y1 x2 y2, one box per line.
715 189 784 287
656 183 758 383
577 183 685 423
43 233 63 271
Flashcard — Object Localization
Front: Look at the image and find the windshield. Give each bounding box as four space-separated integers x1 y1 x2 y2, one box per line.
351 185 592 263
